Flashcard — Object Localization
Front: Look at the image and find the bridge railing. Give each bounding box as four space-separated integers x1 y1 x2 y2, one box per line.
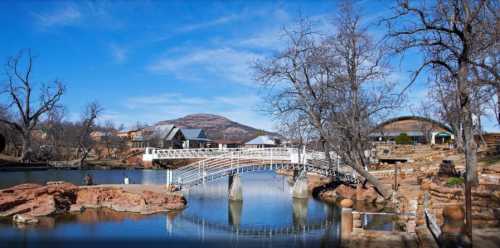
146 146 357 187
144 147 295 160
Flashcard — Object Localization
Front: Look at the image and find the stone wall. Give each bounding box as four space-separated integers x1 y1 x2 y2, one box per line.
417 176 500 227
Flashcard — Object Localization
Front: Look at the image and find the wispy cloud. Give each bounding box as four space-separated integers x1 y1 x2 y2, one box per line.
148 47 262 86
177 14 239 33
32 1 124 31
33 4 82 29
109 44 128 63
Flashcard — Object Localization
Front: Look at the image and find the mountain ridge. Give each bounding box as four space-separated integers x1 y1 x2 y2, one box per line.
156 114 274 142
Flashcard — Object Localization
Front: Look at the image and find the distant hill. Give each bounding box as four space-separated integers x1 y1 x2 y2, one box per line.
156 114 275 142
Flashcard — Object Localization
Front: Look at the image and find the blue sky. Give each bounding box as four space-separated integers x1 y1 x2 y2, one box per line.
0 0 498 132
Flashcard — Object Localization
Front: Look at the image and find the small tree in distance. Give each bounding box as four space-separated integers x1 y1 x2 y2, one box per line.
394 133 412 145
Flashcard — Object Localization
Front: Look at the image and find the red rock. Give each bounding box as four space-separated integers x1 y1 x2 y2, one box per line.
336 184 356 199
443 205 465 221
355 185 378 202
340 198 354 208
75 186 186 214
1 182 187 219
0 182 78 217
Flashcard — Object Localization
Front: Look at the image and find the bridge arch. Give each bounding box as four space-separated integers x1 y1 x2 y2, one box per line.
177 161 359 189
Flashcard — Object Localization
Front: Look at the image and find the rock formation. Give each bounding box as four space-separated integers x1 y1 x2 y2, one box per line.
0 181 187 225
74 186 186 214
0 181 78 218
319 184 379 203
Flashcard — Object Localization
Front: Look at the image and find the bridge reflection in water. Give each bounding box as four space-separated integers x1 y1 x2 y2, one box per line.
165 198 341 244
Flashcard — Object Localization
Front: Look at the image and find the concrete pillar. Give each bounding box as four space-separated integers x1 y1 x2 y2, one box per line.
228 173 243 201
228 200 243 227
292 170 309 198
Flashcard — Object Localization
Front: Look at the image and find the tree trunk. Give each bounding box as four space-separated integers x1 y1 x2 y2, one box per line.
458 62 477 242
463 117 477 241
496 85 500 125
352 154 391 198
79 149 89 166
20 131 33 162
453 125 465 153
321 138 334 171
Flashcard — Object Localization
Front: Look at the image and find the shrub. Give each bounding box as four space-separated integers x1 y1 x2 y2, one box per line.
446 177 464 186
395 133 412 145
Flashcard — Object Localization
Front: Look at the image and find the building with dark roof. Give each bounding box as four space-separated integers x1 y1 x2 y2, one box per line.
137 124 185 149
369 116 454 144
180 128 210 148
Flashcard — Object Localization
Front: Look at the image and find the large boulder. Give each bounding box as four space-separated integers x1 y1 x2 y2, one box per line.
74 187 186 214
340 198 354 208
355 185 378 202
0 182 78 218
336 184 356 199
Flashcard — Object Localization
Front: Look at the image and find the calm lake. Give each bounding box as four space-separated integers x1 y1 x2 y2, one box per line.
0 169 391 247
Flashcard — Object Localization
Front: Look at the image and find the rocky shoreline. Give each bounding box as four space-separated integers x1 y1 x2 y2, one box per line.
0 181 187 225
276 168 385 204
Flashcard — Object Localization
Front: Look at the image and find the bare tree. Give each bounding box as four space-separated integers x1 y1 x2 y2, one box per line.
77 102 102 165
0 104 21 156
0 50 65 162
279 114 316 167
430 71 465 150
39 106 66 159
383 0 498 240
101 120 119 159
255 3 397 198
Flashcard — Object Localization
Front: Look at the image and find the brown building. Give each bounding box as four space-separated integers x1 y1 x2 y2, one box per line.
370 116 454 144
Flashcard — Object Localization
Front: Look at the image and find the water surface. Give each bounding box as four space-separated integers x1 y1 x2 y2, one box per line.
0 169 393 247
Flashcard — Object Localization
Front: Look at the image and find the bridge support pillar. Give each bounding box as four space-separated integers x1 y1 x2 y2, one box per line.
228 200 243 227
292 170 309 198
228 173 243 201
292 198 308 228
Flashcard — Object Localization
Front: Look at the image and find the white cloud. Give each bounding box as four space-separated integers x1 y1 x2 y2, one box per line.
32 1 124 31
110 44 128 63
33 4 82 28
148 47 262 86
177 14 239 33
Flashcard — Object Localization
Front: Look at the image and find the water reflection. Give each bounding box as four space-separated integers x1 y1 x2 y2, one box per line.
292 198 308 228
228 200 243 228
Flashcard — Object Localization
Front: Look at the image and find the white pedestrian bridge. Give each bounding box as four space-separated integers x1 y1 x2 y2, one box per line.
143 147 359 188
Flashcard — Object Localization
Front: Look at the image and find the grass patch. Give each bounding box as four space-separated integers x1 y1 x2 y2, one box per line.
446 177 464 187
